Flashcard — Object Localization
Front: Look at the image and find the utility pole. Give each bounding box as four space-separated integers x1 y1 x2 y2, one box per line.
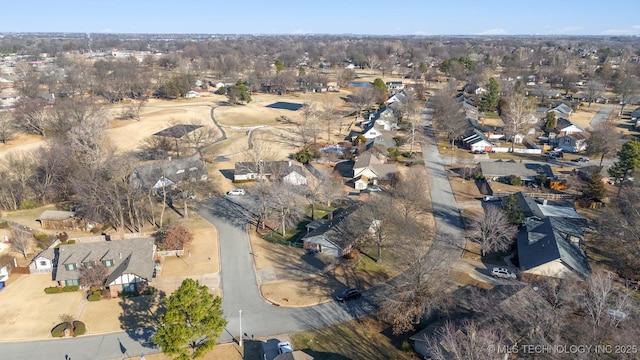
238 310 243 347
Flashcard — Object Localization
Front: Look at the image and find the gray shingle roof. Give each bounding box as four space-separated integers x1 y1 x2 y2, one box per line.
234 160 305 179
517 217 591 278
55 238 155 283
133 155 207 190
302 205 364 249
37 210 75 221
480 160 554 179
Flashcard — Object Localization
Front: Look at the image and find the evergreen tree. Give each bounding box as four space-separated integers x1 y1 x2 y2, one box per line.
480 77 499 112
154 279 227 360
504 195 524 225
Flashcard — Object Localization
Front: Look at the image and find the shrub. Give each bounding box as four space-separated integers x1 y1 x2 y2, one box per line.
73 321 86 336
56 232 69 242
51 322 71 337
507 175 522 186
87 293 101 302
20 200 42 209
67 239 76 244
63 285 79 292
45 286 63 294
401 340 413 352
33 233 49 242
0 221 8 229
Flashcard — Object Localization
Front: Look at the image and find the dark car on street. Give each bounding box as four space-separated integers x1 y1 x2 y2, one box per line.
336 288 361 302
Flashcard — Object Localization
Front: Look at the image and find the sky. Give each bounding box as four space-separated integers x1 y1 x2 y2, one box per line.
2 0 640 36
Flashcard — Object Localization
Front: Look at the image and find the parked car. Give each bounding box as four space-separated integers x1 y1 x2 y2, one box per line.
482 195 501 202
573 157 589 163
278 341 293 354
491 267 517 279
369 185 382 192
227 189 246 196
336 288 361 302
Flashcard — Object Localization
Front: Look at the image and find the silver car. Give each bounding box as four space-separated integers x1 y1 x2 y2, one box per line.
491 267 516 279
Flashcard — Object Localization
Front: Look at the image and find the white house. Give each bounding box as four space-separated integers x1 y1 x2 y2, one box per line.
185 90 201 98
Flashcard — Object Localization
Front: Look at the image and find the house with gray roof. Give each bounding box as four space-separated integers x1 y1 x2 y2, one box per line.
234 160 307 185
480 160 554 183
302 206 365 258
352 151 397 189
132 155 207 193
517 217 590 279
54 238 156 297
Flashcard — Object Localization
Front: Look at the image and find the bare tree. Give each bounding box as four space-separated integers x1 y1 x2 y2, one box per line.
502 92 535 152
585 121 619 167
11 228 33 260
378 225 449 334
300 102 320 145
347 87 376 117
155 225 194 251
614 68 638 116
269 180 304 237
584 80 604 107
11 98 51 137
431 89 468 147
0 110 17 144
469 205 517 256
582 270 633 343
79 263 108 288
426 320 506 360
321 97 340 143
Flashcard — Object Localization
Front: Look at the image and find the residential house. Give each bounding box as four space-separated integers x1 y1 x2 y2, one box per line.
463 129 494 153
549 117 584 139
385 90 408 106
54 238 156 297
302 206 364 258
36 210 100 232
547 103 573 117
479 160 554 184
462 83 487 96
385 81 404 92
233 160 307 185
556 132 589 153
184 90 201 98
30 246 56 273
517 216 591 279
274 351 314 360
132 155 208 194
352 151 397 189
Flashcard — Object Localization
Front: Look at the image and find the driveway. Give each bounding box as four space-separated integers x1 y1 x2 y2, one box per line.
589 105 613 128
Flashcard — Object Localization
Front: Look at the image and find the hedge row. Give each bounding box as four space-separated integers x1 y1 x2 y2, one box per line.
44 285 79 294
51 321 87 337
73 321 86 336
51 322 70 337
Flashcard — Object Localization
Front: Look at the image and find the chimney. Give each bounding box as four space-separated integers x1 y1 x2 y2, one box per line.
543 199 548 206
327 211 333 220
119 252 122 259
288 160 292 168
168 156 172 161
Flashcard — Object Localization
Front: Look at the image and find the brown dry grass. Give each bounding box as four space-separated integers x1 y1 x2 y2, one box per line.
448 176 483 203
143 343 245 360
291 316 421 360
451 270 494 290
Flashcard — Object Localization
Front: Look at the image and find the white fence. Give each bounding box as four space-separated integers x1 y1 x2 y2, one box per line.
157 249 184 257
492 147 542 154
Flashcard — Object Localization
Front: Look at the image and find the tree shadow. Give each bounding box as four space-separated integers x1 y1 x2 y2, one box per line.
118 290 166 347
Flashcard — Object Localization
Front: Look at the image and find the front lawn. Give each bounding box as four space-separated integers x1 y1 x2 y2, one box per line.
291 317 421 360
